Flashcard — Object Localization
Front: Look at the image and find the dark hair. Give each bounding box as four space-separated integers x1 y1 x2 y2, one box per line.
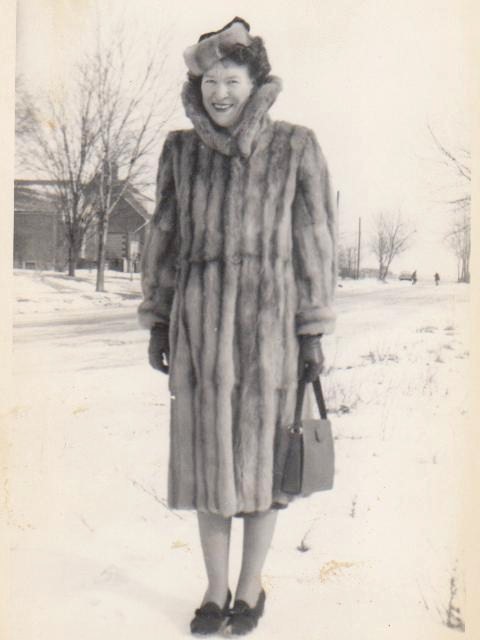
187 36 272 92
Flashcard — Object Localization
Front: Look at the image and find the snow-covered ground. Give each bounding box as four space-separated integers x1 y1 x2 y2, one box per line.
6 269 470 639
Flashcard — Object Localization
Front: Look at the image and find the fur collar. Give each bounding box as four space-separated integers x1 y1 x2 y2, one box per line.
181 76 282 157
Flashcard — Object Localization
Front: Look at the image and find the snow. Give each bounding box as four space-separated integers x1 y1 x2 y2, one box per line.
6 269 470 639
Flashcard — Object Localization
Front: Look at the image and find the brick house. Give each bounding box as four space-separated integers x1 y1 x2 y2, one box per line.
14 180 153 272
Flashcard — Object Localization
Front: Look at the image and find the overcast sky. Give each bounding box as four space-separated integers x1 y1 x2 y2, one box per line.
16 0 474 278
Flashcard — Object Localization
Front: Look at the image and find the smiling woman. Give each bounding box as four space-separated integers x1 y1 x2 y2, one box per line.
200 62 254 128
138 16 337 636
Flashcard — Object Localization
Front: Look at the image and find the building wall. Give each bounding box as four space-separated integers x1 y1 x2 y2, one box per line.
14 186 150 272
78 201 149 270
13 212 66 270
109 202 145 234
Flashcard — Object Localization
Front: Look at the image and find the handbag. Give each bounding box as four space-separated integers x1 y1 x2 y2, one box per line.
281 375 335 496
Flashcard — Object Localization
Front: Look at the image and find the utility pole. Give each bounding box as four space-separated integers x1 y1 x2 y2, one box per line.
356 217 361 279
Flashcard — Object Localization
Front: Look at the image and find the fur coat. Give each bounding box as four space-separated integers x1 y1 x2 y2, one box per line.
138 76 337 517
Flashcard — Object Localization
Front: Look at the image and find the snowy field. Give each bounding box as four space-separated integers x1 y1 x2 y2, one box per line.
6 269 470 639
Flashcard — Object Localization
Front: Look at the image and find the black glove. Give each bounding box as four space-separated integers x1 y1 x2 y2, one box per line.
148 324 170 374
299 334 324 382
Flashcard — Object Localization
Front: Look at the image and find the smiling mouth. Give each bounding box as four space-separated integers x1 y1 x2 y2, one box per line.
212 103 233 112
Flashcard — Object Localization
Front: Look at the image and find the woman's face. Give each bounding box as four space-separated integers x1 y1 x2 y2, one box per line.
201 60 254 128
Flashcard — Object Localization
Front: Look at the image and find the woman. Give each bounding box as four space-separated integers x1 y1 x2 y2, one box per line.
139 17 337 635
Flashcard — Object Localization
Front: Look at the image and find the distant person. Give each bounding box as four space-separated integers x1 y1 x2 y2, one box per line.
434 272 440 286
411 270 417 285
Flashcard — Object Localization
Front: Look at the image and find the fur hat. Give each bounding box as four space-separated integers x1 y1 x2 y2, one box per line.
183 17 254 77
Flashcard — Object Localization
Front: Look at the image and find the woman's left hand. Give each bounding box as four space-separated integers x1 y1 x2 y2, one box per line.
148 324 170 374
299 335 324 381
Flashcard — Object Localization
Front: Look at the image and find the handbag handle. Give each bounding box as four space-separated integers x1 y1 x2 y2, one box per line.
293 376 328 431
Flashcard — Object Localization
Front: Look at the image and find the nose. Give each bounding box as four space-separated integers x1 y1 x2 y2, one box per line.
212 82 229 100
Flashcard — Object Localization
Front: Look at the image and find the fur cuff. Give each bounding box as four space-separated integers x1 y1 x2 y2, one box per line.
296 308 336 336
183 21 253 76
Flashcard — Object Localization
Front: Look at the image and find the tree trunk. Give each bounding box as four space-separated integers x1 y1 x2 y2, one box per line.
464 234 471 283
461 255 470 283
96 213 109 292
67 244 77 277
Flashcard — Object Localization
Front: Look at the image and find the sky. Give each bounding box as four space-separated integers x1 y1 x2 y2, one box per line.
15 0 475 279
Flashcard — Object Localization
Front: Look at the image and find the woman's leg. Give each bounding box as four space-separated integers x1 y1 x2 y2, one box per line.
235 509 278 606
197 511 232 606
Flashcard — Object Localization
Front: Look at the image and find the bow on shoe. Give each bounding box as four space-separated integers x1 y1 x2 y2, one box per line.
225 590 266 635
190 591 232 635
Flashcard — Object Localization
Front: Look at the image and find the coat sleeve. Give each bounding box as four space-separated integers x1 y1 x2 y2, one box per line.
292 129 337 336
137 132 179 329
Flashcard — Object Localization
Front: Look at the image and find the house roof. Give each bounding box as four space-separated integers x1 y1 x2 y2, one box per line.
118 185 153 221
14 181 59 214
14 179 154 219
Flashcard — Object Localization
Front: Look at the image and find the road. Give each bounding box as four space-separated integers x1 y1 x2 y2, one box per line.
14 281 466 333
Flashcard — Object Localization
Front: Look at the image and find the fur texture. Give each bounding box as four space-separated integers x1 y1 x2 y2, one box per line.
183 21 253 77
139 79 337 517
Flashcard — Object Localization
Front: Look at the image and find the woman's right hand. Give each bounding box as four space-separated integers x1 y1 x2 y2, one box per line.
148 324 170 374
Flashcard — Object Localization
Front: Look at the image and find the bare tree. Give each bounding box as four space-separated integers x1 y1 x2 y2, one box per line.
369 212 414 281
446 213 470 283
16 23 176 285
428 126 471 283
89 30 176 292
16 67 101 276
15 74 36 140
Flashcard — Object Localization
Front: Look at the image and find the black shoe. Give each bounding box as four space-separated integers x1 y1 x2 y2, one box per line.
225 589 266 635
190 590 232 635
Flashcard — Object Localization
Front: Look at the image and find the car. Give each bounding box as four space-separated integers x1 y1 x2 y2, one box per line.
399 271 413 281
